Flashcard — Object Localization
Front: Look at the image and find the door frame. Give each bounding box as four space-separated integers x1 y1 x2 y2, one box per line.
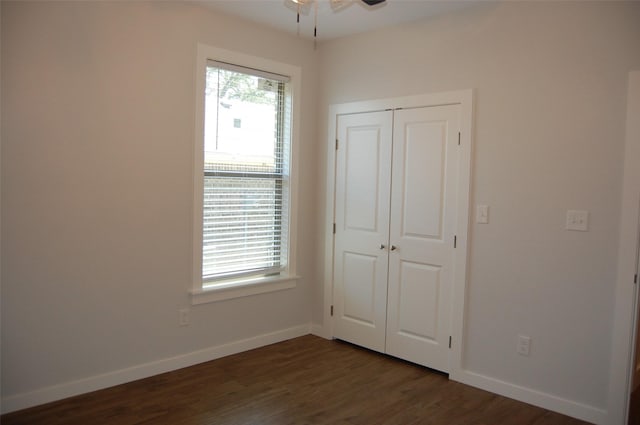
609 71 640 425
322 89 474 378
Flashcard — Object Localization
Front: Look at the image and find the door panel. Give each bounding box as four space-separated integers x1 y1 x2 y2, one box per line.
344 128 382 232
386 105 460 373
396 261 441 341
402 121 446 240
342 251 378 326
333 111 393 353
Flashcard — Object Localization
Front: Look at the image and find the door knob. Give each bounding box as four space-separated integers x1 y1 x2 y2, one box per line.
379 244 386 250
390 245 397 251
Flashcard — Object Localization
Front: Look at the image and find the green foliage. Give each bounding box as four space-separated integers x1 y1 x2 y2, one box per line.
206 68 276 105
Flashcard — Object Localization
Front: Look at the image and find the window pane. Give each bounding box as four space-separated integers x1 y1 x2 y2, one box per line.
204 68 282 174
203 176 282 279
203 63 289 283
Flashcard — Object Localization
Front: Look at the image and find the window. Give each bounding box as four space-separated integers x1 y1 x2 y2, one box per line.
193 45 300 304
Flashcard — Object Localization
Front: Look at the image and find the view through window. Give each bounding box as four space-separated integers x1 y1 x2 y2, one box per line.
202 61 292 285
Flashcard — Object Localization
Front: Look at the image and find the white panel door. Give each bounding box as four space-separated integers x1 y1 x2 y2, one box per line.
385 105 460 373
333 111 393 353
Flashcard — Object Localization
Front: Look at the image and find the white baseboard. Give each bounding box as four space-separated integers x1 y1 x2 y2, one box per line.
3 327 611 425
450 369 607 425
310 323 331 339
1 323 312 414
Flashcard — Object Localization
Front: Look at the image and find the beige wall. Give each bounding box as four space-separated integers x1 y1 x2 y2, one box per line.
316 1 640 413
3 0 640 421
1 0 318 402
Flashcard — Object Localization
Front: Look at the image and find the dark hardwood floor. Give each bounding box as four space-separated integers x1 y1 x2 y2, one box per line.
2 335 590 425
629 385 640 425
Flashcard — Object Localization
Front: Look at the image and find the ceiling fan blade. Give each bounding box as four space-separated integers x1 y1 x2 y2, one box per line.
330 0 353 12
284 0 312 15
361 0 386 5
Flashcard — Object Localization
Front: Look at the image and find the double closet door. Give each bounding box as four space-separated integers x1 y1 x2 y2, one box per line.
333 105 460 373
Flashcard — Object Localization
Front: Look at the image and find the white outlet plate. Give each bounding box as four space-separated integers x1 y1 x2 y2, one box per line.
179 308 190 327
476 205 489 224
566 210 589 231
517 335 531 356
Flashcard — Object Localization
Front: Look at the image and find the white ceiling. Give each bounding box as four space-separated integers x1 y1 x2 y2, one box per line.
196 0 475 41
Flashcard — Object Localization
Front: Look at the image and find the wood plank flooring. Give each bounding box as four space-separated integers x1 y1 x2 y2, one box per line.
2 335 590 425
629 386 640 425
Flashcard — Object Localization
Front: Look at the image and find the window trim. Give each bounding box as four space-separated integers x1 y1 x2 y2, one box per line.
192 44 301 304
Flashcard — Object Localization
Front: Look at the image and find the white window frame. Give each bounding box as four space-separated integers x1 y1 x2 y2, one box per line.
191 44 300 305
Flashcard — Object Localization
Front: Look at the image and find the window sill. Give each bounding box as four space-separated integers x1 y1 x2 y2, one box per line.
190 274 300 305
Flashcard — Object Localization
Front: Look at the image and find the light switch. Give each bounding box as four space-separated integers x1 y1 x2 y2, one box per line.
476 205 489 224
566 210 589 231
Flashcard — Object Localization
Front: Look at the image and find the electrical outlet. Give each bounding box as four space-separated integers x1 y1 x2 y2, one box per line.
476 205 489 224
517 335 531 356
179 308 190 327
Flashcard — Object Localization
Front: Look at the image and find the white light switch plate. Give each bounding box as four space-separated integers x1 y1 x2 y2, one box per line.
566 210 589 231
476 205 489 224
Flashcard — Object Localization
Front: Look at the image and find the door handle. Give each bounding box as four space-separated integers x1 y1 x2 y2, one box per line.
379 244 386 250
390 245 397 251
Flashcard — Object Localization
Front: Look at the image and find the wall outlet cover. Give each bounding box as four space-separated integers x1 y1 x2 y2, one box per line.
476 205 489 224
517 335 531 356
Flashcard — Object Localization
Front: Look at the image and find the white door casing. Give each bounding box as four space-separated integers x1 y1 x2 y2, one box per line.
610 71 640 425
324 90 472 382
